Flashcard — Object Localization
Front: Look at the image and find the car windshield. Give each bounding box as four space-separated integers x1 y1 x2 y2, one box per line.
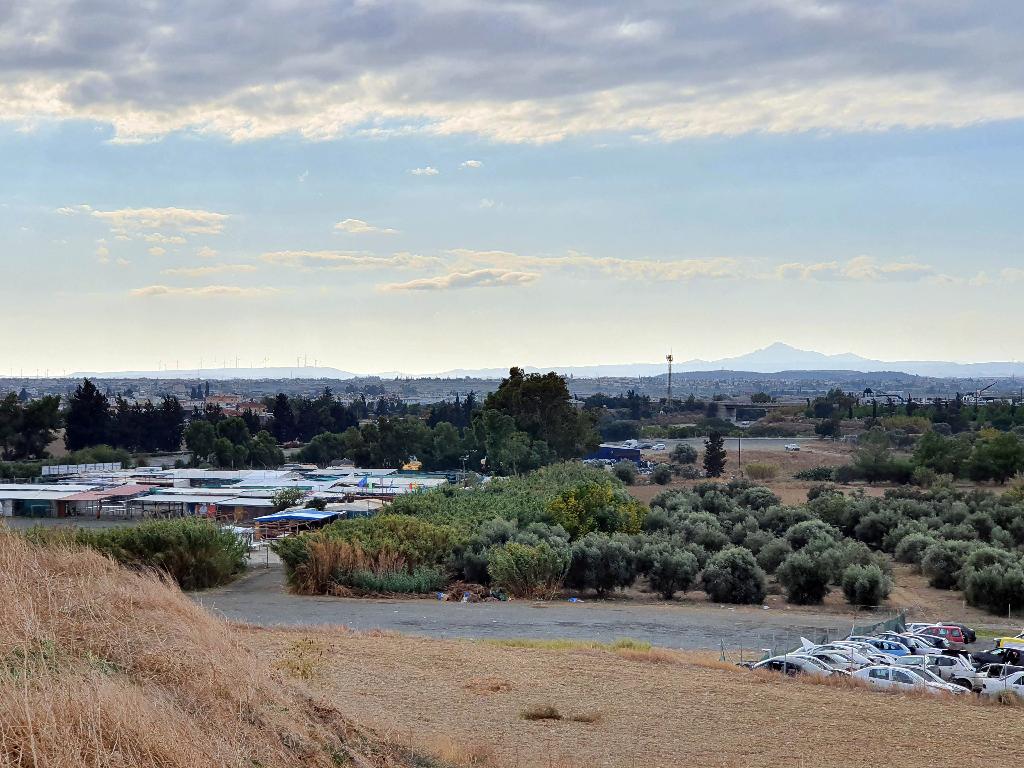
905 668 941 684
800 656 830 670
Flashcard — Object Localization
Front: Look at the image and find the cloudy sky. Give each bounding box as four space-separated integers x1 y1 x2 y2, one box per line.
4 0 1024 374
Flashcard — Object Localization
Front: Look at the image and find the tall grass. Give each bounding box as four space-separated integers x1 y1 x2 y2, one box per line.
0 530 432 767
288 538 447 595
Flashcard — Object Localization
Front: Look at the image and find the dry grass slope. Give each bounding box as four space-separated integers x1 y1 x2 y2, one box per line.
253 628 1023 768
0 532 435 768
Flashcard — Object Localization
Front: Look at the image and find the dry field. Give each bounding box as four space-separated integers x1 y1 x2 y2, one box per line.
253 628 1021 768
0 531 433 768
630 444 868 506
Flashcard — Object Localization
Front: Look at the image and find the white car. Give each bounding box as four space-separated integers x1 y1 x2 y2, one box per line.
751 654 846 678
800 649 866 672
784 443 800 452
652 443 666 451
978 670 1024 701
894 654 979 691
853 665 966 696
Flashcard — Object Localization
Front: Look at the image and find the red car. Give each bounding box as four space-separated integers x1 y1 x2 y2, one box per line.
917 625 967 647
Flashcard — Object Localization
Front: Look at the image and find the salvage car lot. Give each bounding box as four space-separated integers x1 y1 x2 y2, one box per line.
741 622 1024 702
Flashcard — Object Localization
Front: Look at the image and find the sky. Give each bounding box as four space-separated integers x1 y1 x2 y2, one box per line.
4 0 1024 375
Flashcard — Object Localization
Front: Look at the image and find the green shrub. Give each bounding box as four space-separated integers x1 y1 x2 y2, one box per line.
911 466 938 487
671 443 698 465
638 543 699 600
841 564 891 607
834 464 860 483
741 529 774 556
776 551 832 605
963 564 1024 614
794 466 836 482
612 461 638 485
488 541 570 598
700 547 766 604
745 462 778 481
756 538 792 575
38 518 249 590
546 481 646 538
566 533 638 595
350 566 446 594
921 541 970 590
784 519 840 550
651 464 673 485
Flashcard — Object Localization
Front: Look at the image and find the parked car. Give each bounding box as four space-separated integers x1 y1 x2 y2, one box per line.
847 636 913 657
971 647 1024 668
750 655 845 678
853 665 965 696
784 443 800 452
811 644 881 667
937 622 977 644
978 669 1024 701
977 663 1024 681
915 625 968 649
879 632 941 653
652 443 666 451
894 654 979 691
800 649 865 672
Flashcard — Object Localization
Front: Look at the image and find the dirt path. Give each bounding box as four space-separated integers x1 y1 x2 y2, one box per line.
199 565 863 651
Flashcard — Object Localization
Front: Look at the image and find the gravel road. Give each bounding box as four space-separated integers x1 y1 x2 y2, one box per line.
195 564 852 651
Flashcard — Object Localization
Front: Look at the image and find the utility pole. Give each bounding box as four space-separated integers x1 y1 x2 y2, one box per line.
666 352 673 401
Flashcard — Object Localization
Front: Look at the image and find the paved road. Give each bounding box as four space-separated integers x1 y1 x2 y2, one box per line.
653 437 837 453
195 565 852 651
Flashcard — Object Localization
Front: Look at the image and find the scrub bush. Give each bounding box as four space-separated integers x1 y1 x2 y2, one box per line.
755 538 792 575
651 464 674 485
44 518 249 590
566 533 638 595
700 547 766 604
776 551 832 605
841 563 891 607
612 461 637 484
638 543 699 600
488 541 570 598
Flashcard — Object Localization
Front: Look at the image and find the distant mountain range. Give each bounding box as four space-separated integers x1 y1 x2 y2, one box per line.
70 343 1024 380
71 366 359 381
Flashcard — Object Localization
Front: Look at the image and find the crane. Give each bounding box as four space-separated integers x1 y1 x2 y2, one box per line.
973 381 997 406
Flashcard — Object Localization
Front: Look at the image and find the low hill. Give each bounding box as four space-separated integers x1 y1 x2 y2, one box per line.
0 532 433 768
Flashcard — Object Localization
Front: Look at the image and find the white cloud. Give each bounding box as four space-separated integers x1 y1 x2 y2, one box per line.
334 218 399 235
479 198 496 209
451 249 742 281
61 204 229 243
379 268 540 292
147 246 166 257
196 245 219 259
160 264 257 277
776 256 933 282
410 166 439 176
261 250 440 270
460 160 483 169
143 233 188 245
129 285 278 298
94 239 110 264
91 207 229 236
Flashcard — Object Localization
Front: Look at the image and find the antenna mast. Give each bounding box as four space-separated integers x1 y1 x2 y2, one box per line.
666 352 674 401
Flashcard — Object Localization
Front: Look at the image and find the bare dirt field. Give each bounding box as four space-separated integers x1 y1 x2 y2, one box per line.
629 444 868 506
250 628 1020 768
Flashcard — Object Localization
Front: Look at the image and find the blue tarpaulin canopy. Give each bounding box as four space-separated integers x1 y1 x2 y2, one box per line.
253 510 340 523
